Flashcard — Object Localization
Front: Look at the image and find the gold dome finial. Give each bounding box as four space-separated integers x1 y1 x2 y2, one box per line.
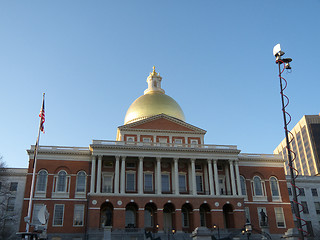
151 66 157 76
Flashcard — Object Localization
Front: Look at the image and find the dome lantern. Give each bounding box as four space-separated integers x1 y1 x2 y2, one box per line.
144 66 165 94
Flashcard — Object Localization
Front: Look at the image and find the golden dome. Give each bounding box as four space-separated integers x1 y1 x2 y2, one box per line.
124 67 185 124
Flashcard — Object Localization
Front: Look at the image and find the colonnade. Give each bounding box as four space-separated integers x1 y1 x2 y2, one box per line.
90 156 242 196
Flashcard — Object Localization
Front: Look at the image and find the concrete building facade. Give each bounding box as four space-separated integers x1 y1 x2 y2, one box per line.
274 114 320 176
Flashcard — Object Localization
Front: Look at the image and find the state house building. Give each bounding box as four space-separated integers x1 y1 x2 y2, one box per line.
19 68 294 240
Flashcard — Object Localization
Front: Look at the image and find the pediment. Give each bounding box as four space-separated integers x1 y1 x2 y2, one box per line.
118 114 206 133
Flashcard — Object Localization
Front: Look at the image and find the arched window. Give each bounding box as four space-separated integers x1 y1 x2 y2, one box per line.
57 171 67 192
270 176 281 201
125 204 137 228
181 207 189 227
253 176 263 196
36 170 48 192
240 176 247 196
144 207 153 227
181 203 192 229
76 171 86 193
199 204 210 227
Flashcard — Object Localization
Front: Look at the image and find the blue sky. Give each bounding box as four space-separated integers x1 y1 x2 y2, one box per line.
0 1 319 168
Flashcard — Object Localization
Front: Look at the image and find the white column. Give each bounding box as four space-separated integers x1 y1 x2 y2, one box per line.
90 155 96 194
229 160 236 196
96 155 102 193
207 159 215 196
213 159 220 195
120 156 126 194
174 158 179 195
138 157 144 194
156 157 161 194
191 159 197 195
235 160 241 196
114 156 120 194
225 164 231 195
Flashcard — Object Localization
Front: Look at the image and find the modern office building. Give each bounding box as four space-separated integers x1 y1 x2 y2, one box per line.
274 114 320 176
0 168 27 240
19 68 294 240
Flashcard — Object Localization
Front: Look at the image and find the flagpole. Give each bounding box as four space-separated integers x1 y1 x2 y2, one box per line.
26 93 45 235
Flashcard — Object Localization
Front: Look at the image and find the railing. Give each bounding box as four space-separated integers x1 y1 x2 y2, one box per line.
31 145 89 152
92 140 238 150
239 153 280 159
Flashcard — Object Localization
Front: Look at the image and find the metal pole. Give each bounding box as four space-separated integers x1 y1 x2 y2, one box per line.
278 63 304 240
25 93 45 238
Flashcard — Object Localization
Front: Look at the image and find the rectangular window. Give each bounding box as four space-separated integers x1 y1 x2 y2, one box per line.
126 172 136 192
126 162 136 169
144 173 153 192
196 175 203 192
274 207 285 228
53 204 64 226
190 139 198 145
301 201 309 214
6 197 15 212
174 139 182 146
73 205 85 226
306 221 314 237
161 174 170 192
179 174 187 193
103 161 113 168
299 188 305 196
312 188 318 196
195 164 202 170
32 204 44 225
143 138 152 142
158 138 167 143
102 175 113 193
10 182 18 191
314 202 320 214
126 136 135 142
288 187 292 196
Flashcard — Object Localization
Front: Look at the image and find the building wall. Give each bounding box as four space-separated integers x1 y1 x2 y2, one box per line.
274 114 320 176
0 168 27 240
287 175 320 239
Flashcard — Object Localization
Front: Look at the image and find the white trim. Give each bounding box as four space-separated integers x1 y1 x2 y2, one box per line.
88 207 100 210
24 198 87 201
244 201 291 205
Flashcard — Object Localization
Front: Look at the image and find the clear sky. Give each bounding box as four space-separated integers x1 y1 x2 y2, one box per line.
0 1 319 168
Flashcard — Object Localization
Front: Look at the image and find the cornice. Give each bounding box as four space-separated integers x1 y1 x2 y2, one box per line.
90 143 240 154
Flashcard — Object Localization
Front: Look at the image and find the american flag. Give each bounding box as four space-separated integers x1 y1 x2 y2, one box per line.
39 94 45 133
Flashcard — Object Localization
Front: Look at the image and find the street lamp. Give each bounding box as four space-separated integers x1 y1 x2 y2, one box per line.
242 222 252 240
213 224 220 240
